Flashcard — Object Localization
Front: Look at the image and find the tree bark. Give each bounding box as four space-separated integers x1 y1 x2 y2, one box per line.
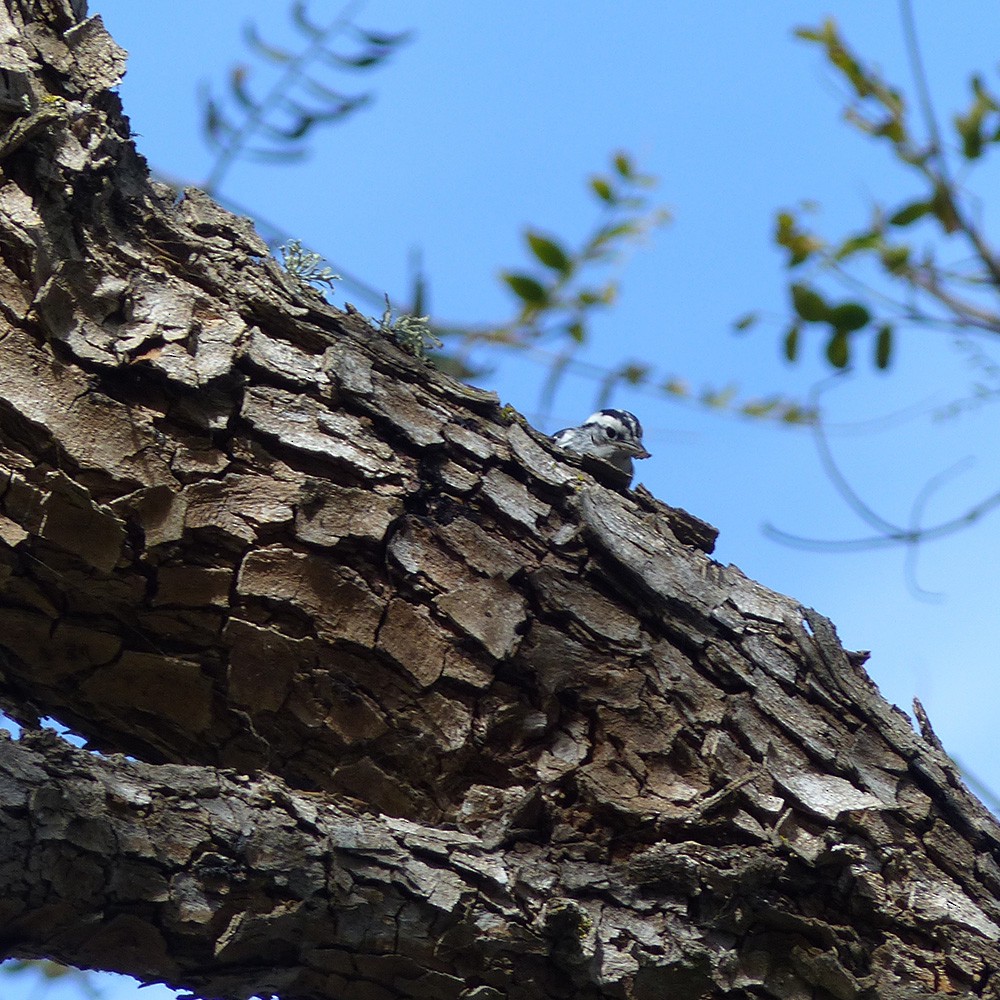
0 3 998 998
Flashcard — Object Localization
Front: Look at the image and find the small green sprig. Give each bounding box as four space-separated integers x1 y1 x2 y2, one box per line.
279 239 340 291
379 294 441 359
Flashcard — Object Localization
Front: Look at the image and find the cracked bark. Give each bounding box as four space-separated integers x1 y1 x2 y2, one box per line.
0 3 998 998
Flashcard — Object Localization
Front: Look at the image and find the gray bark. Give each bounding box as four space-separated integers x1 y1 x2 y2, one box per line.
0 2 998 998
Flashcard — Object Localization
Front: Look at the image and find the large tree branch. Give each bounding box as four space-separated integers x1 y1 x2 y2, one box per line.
2 729 527 1000
4 720 1000 1000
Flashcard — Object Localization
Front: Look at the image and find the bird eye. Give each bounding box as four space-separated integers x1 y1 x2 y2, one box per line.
606 427 618 439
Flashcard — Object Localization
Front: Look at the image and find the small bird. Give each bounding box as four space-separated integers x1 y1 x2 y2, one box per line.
552 408 651 479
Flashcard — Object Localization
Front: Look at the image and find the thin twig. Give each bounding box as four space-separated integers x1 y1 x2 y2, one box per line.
765 372 1000 554
765 484 1000 552
899 0 946 172
903 456 975 600
909 267 1000 332
807 373 905 537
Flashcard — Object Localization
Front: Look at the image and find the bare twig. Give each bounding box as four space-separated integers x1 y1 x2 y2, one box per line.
764 373 1000 557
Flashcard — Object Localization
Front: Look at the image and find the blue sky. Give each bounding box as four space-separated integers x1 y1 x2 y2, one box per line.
10 2 1000 997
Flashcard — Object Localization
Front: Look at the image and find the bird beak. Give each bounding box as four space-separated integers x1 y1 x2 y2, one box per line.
634 446 651 460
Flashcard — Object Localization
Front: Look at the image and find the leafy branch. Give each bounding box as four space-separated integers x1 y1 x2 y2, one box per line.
437 151 813 426
762 3 1000 566
756 13 1000 374
199 1 411 195
494 152 668 350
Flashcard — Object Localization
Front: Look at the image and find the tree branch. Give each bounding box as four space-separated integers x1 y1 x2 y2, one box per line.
1 729 519 1000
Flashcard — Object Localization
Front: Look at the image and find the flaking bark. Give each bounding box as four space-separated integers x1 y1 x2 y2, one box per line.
0 2 999 998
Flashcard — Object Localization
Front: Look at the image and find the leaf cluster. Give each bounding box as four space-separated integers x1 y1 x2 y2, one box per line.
481 153 810 425
200 2 410 193
498 151 667 343
762 10 1000 566
763 18 1000 374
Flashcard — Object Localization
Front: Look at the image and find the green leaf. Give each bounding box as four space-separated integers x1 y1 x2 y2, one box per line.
794 25 826 43
590 221 635 249
881 245 910 273
567 320 585 344
875 115 905 145
955 108 984 159
590 176 614 203
829 302 870 332
576 284 616 307
963 125 984 160
243 23 293 63
202 94 231 142
613 152 634 178
335 53 384 69
875 324 893 370
826 330 850 368
526 231 571 274
741 398 779 418
701 385 738 408
291 1 323 38
230 66 256 110
784 323 800 362
834 230 880 259
889 200 932 226
733 312 758 332
972 74 1000 110
359 28 413 48
501 272 548 307
954 76 1000 160
621 363 650 385
776 211 823 266
782 404 817 425
931 183 961 233
791 283 829 321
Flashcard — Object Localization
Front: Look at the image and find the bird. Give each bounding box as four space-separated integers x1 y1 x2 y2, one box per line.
551 408 651 479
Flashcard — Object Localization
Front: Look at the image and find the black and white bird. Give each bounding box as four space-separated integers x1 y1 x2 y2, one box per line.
552 408 651 479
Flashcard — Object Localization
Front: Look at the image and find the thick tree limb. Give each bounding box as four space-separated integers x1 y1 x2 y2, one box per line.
0 2 998 998
5 715 1000 1000
1 729 530 1000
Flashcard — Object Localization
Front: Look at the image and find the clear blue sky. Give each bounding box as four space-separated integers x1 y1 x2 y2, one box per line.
9 2 1000 997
